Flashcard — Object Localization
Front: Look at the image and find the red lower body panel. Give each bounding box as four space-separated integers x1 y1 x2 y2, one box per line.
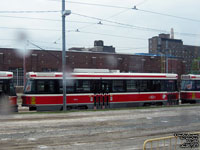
22 92 179 110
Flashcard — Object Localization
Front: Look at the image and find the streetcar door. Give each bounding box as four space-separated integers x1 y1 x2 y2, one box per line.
92 80 100 109
93 80 111 109
101 81 110 109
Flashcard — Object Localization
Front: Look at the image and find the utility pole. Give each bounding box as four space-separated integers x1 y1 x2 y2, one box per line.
62 0 67 111
62 0 71 111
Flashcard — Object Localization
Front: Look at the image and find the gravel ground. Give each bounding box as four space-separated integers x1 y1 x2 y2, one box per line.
0 106 200 150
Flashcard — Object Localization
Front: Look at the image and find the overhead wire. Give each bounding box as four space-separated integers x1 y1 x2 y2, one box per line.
77 9 131 30
1 13 198 38
0 38 144 52
0 15 98 24
0 15 61 22
50 0 200 23
0 12 198 37
71 12 200 38
0 1 200 46
0 26 61 32
0 2 198 35
68 30 147 40
0 38 90 47
71 12 175 34
0 10 60 13
0 13 199 38
27 40 62 60
50 0 130 9
135 8 200 23
0 1 199 23
72 12 166 33
0 25 147 40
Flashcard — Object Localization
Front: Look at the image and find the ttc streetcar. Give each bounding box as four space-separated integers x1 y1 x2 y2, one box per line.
181 74 200 104
0 71 18 112
22 71 179 111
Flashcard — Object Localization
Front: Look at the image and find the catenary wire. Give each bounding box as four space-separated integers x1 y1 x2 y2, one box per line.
72 12 200 37
0 10 199 37
0 10 60 13
50 0 200 23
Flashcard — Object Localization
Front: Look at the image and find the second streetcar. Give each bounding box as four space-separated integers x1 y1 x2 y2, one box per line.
180 74 200 104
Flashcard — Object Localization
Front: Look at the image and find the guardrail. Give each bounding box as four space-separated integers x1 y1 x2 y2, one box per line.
143 132 200 150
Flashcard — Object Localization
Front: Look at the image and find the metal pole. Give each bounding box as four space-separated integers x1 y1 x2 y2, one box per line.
166 55 168 73
23 47 26 87
62 0 67 111
16 68 18 86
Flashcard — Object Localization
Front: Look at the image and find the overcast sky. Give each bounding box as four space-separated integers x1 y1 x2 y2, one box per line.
0 0 200 54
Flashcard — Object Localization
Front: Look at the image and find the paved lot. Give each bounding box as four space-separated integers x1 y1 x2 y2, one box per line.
0 106 200 150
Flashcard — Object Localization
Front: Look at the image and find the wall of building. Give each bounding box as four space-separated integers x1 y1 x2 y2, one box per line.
0 48 185 86
149 33 200 73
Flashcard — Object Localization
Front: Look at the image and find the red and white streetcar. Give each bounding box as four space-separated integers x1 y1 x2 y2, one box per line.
180 74 200 104
0 71 18 112
22 70 179 111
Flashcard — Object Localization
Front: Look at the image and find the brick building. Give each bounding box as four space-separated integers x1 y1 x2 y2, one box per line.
0 46 185 86
149 33 200 73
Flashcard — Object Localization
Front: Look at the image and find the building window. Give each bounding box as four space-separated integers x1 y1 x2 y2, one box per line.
0 53 4 64
158 38 161 45
92 57 97 65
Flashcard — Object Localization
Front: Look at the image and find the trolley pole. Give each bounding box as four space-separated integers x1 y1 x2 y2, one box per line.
62 1 71 111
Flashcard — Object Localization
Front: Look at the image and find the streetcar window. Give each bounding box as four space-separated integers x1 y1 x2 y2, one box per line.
9 81 16 96
101 80 111 93
0 79 16 96
195 80 200 90
24 80 36 94
151 80 167 92
166 80 178 91
181 80 195 91
126 80 138 92
59 79 75 93
151 80 161 92
75 80 91 93
139 80 151 92
136 80 177 92
37 80 55 94
181 80 200 91
91 80 100 93
0 80 6 93
160 80 166 91
0 81 3 92
112 80 125 92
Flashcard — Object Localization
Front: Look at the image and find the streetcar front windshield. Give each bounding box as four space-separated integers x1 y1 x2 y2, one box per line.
181 80 200 91
24 79 36 94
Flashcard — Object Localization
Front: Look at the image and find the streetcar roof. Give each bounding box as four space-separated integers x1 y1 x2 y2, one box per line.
26 72 178 80
0 71 13 79
181 74 200 80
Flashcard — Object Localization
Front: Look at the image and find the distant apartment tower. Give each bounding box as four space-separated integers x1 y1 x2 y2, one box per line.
149 33 200 73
